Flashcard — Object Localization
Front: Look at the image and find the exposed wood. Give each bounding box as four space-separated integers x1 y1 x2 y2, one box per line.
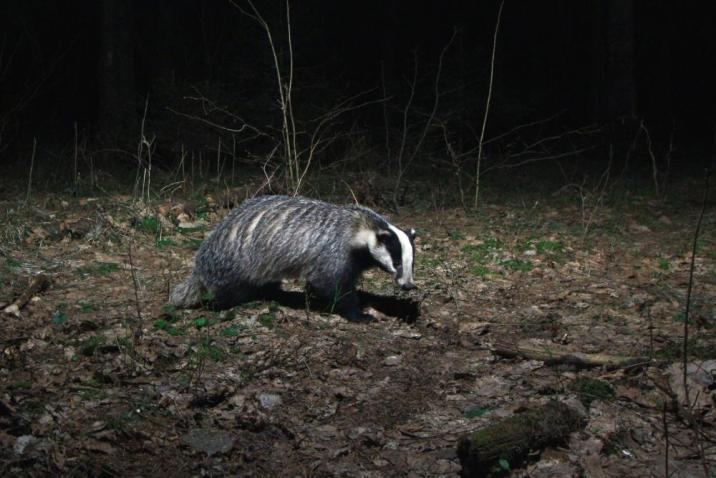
457 401 585 477
3 274 51 315
491 340 648 370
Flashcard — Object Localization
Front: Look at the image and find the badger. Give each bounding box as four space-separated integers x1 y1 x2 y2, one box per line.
170 195 416 321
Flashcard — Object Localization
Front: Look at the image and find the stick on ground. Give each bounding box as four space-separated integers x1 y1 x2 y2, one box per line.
3 274 51 315
491 340 649 370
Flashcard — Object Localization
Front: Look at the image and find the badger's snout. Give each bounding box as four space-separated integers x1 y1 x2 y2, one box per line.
400 282 416 291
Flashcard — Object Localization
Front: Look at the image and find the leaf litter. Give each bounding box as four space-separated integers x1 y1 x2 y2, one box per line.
0 191 714 476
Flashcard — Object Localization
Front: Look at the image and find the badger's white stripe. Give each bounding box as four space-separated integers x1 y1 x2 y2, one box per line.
388 224 414 286
355 228 396 275
353 228 376 248
243 209 268 245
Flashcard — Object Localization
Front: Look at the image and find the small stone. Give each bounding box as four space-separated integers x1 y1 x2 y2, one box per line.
14 435 36 455
384 355 402 366
258 393 282 410
181 428 235 456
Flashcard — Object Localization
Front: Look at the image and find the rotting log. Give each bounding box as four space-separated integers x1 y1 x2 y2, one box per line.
491 340 649 370
2 274 51 315
457 401 584 478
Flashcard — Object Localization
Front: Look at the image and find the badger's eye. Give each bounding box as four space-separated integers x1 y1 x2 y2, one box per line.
393 262 402 269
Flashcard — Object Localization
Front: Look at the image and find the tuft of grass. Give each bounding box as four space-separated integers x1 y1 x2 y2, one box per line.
52 303 70 326
465 406 491 418
156 238 177 249
167 326 186 336
258 312 276 329
77 261 119 276
77 300 96 312
75 378 107 400
462 237 504 265
220 324 245 337
178 224 207 234
658 259 670 271
500 258 533 272
155 305 183 332
195 338 225 362
219 310 236 322
535 239 564 254
193 315 217 329
134 216 160 234
421 257 442 268
201 290 216 303
4 257 21 269
448 229 466 241
471 265 491 277
569 377 615 406
162 304 178 315
181 238 203 250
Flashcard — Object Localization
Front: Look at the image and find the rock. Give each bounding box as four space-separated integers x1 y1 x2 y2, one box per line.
258 393 282 410
14 435 36 455
384 355 402 366
181 428 235 456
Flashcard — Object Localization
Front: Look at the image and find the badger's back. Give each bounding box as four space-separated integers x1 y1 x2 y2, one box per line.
195 195 375 288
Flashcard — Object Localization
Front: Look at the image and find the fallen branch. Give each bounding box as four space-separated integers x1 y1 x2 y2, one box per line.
3 273 51 315
457 401 585 477
491 340 648 370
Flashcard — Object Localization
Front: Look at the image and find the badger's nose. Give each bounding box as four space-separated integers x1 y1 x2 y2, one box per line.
400 282 416 291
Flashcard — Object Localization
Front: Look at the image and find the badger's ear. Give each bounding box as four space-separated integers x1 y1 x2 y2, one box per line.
408 228 417 240
377 229 392 243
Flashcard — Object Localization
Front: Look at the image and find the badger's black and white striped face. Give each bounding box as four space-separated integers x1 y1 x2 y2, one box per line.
365 225 416 290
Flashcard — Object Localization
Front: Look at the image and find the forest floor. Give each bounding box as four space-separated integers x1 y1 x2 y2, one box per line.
1 182 715 477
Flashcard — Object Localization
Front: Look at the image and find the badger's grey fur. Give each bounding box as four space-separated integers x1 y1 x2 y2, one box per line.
170 195 416 321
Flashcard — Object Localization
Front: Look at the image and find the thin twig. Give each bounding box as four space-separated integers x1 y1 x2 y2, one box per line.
25 137 37 203
380 61 392 168
663 401 669 478
640 120 660 197
73 122 79 194
127 240 143 324
682 169 710 407
474 1 504 208
483 109 566 146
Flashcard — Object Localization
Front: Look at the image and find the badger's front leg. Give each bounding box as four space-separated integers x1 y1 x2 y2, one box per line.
333 288 374 322
307 274 373 322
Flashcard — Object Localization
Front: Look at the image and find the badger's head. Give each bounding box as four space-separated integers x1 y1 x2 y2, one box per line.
365 224 417 291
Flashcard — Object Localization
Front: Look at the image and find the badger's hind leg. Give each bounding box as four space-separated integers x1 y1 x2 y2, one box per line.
170 273 206 308
212 281 283 309
212 282 254 309
255 281 283 300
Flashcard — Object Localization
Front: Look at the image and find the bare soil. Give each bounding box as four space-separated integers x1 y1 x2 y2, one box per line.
1 187 715 477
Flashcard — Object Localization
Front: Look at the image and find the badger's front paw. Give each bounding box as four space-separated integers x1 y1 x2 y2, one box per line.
342 309 375 322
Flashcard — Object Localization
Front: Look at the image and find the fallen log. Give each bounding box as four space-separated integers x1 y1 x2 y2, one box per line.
491 340 648 370
3 274 51 315
457 400 584 478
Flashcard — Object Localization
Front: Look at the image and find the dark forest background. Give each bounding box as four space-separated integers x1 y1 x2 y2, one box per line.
1 0 715 199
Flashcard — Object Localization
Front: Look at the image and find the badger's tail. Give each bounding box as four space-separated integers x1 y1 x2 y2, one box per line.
169 273 206 308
